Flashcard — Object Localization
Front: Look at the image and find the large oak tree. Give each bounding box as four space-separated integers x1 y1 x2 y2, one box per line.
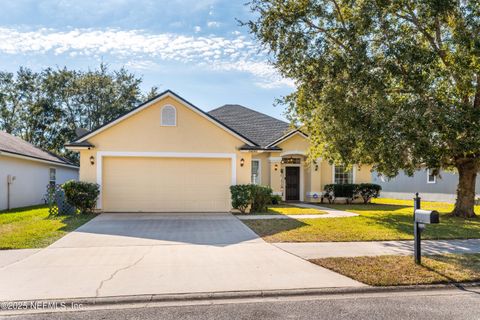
247 0 480 218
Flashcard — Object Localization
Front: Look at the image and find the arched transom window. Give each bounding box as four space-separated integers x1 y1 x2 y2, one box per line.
161 105 176 126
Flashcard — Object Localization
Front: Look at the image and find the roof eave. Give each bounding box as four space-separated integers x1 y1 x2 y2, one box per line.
0 150 79 169
265 129 308 148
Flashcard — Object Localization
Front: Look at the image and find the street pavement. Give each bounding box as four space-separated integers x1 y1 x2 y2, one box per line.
2 287 479 320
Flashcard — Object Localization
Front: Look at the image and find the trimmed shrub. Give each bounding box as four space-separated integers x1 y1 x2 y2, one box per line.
230 185 251 213
324 184 357 198
230 184 273 213
271 194 282 205
356 183 382 204
250 185 273 213
62 180 100 214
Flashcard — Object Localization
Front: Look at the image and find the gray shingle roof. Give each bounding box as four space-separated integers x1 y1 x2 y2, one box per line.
208 104 292 147
0 131 76 166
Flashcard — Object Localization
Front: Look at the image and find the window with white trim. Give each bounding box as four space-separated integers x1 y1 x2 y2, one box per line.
251 159 260 184
427 169 437 184
334 165 353 184
161 105 176 126
49 168 56 186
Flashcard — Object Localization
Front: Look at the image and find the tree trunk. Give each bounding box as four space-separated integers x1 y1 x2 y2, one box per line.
452 160 478 218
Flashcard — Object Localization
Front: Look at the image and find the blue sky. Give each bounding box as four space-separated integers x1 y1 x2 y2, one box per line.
0 0 294 120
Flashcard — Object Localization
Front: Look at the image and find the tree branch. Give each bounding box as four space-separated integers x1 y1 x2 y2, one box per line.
331 0 346 29
302 18 351 53
474 74 480 109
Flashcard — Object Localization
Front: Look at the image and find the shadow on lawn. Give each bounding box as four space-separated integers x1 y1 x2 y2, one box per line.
54 213 98 232
318 203 411 212
0 205 47 214
423 254 480 286
243 217 309 238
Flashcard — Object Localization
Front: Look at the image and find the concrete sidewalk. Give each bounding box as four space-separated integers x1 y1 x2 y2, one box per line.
0 249 40 268
274 239 480 259
237 203 358 220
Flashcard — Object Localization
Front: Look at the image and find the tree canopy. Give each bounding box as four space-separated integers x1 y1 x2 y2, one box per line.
0 64 158 161
247 0 480 217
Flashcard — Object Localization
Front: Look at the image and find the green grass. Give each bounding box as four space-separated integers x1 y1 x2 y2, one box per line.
237 204 326 215
242 198 480 242
311 254 480 286
0 205 96 249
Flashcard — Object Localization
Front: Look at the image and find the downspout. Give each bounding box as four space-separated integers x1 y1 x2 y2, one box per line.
7 174 15 210
7 175 10 210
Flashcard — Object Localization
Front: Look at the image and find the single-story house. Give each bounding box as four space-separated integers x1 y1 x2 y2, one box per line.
372 169 480 202
66 90 372 212
0 131 79 210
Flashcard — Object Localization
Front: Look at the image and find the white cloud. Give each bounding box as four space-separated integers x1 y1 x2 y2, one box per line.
206 21 220 28
193 26 202 33
0 27 294 89
211 60 295 89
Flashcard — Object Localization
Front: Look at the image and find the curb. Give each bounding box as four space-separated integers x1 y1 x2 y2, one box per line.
1 282 480 312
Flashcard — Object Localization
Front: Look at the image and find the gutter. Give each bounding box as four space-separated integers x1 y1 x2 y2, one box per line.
0 151 79 169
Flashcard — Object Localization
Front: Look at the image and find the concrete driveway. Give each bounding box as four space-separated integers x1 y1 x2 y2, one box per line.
0 213 362 301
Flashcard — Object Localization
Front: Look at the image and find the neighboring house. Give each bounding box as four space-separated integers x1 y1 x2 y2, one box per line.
66 90 372 212
0 131 79 210
372 169 480 202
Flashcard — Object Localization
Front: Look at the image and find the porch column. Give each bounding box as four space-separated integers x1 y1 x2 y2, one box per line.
308 158 322 202
269 157 282 197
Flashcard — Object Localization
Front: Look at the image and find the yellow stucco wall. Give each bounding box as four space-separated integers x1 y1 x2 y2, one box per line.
251 152 271 186
276 133 310 155
355 165 372 183
265 133 373 200
78 95 251 187
73 95 373 209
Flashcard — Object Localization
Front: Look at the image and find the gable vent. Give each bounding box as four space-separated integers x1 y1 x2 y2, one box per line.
161 105 176 126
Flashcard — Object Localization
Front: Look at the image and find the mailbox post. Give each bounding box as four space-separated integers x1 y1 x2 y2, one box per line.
413 199 440 264
413 193 421 220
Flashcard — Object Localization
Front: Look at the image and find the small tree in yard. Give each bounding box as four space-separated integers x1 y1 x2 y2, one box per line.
230 185 251 214
250 185 273 213
62 180 100 214
247 0 480 218
356 184 382 204
230 184 273 213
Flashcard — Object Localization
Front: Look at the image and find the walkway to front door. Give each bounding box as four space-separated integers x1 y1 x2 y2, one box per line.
285 166 300 201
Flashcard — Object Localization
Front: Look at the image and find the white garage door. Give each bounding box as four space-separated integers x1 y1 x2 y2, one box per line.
102 157 232 212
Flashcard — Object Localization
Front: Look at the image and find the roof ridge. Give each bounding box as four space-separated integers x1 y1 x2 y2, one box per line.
209 104 289 125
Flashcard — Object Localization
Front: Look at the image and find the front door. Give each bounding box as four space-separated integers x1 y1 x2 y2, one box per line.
285 167 300 201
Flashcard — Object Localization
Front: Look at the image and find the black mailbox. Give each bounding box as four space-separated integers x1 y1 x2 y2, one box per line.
414 209 440 224
412 195 440 265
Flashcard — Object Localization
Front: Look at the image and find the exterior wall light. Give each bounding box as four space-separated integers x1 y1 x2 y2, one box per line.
240 158 245 167
90 156 95 165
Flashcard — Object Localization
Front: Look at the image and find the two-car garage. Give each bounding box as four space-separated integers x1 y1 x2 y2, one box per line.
101 156 233 212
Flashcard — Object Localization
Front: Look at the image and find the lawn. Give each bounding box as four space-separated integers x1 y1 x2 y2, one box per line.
311 254 480 286
242 198 480 242
0 205 96 249
237 204 326 215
